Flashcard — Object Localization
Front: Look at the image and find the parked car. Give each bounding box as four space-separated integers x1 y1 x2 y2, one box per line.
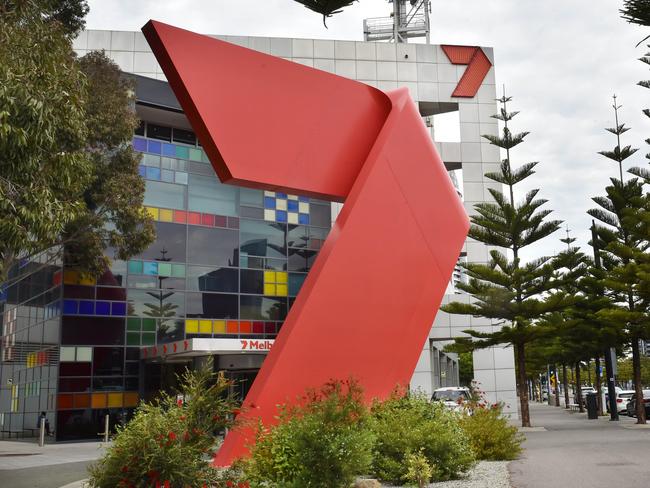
576 386 596 407
606 389 635 414
431 387 471 412
625 390 650 417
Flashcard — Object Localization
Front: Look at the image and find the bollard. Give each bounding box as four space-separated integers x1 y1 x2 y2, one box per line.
39 417 45 447
104 414 109 443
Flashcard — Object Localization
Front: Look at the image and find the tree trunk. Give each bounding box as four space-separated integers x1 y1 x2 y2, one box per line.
562 363 570 408
554 364 560 407
632 337 647 424
595 356 603 416
576 361 584 413
516 344 531 427
587 359 592 385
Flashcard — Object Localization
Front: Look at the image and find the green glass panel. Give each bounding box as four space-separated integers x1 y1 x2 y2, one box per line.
126 332 140 346
142 333 156 346
128 260 143 274
126 318 141 331
189 148 202 162
142 318 156 331
171 264 186 278
158 262 172 277
175 145 189 160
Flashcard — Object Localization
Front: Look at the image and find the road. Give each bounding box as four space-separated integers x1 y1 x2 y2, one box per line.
510 402 650 488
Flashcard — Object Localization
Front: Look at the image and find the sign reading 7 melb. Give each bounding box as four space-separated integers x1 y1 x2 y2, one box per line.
142 20 470 465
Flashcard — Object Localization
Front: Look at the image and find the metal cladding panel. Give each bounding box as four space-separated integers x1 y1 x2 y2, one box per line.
142 20 469 465
441 45 492 98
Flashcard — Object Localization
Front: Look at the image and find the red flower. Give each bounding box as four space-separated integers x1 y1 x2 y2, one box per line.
177 398 183 407
179 415 186 421
226 481 234 487
168 431 177 441
212 414 221 422
147 470 159 479
163 481 170 488
120 465 128 473
183 431 190 441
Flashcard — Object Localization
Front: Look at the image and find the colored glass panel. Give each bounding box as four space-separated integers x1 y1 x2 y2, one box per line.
127 318 140 331
126 332 140 346
107 392 123 408
142 318 156 331
171 264 185 278
227 321 238 333
175 145 189 159
264 271 275 283
142 333 156 345
124 392 140 408
263 284 276 295
143 261 158 275
253 321 264 333
161 169 174 183
111 302 126 316
162 143 176 157
199 320 212 334
276 272 288 284
202 213 215 226
173 210 187 223
159 208 174 222
146 166 161 180
74 394 91 408
133 138 147 152
128 260 143 274
298 213 310 225
58 393 74 409
185 319 199 334
240 321 252 333
276 284 288 296
63 270 79 285
91 393 107 409
145 207 159 220
95 301 110 315
158 263 172 277
63 299 78 315
276 210 287 223
213 320 226 333
264 322 276 334
147 140 162 154
287 200 299 212
188 212 201 225
189 148 203 161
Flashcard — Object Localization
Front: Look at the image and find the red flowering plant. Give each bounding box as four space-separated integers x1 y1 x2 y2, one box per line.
457 380 523 461
88 359 243 487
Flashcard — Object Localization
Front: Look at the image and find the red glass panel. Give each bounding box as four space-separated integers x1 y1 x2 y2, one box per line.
214 215 227 227
252 321 264 333
73 393 91 408
188 212 201 225
239 321 252 333
173 210 187 223
264 322 276 334
201 213 215 226
226 321 238 333
57 393 74 410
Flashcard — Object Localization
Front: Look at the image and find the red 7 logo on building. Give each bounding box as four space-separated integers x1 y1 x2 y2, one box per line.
441 45 492 98
143 21 469 465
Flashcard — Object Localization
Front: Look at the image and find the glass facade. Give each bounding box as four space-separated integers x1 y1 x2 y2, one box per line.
0 116 332 440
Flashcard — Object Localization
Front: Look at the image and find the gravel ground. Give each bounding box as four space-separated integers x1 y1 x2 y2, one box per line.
380 461 511 488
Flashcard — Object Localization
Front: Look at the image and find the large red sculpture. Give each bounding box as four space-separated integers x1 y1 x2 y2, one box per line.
142 21 469 465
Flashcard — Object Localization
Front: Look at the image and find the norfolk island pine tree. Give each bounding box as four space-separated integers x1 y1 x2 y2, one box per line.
441 89 564 427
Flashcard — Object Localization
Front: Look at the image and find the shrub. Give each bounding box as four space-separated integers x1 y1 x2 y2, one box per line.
87 361 241 488
459 403 523 461
241 379 375 488
369 394 474 484
404 449 434 488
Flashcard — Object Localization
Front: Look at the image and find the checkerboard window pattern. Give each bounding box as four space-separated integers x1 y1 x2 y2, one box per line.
263 191 310 225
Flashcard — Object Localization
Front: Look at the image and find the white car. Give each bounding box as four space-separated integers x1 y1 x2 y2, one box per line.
577 386 596 407
431 387 471 411
612 390 635 413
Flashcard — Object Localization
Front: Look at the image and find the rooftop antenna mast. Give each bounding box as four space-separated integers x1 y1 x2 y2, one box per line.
363 0 431 43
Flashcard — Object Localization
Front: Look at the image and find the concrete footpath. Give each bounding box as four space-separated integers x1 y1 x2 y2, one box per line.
0 439 106 488
510 402 650 488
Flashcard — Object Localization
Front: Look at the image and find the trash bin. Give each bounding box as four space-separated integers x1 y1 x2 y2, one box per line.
586 392 598 419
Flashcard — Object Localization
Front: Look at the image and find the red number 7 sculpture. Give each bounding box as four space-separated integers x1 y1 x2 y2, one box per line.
142 21 469 465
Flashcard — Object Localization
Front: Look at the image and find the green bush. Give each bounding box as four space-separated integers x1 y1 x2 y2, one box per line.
87 362 241 488
369 394 475 484
241 379 375 488
459 403 523 461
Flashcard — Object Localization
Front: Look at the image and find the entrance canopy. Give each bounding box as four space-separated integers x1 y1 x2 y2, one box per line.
140 338 275 361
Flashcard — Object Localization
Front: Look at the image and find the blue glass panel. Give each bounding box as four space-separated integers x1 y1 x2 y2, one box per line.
111 302 126 316
276 193 287 199
147 140 162 154
161 169 174 183
264 197 276 209
298 196 309 202
287 200 299 212
133 138 147 152
276 210 288 223
138 165 146 177
298 213 310 225
95 301 110 315
63 299 78 315
143 261 158 276
145 167 161 180
162 143 176 157
78 300 94 315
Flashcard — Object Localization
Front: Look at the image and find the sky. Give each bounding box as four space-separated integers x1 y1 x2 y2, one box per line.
86 0 649 259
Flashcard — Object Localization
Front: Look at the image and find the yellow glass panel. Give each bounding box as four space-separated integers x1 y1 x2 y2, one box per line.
264 271 276 283
145 206 159 220
276 284 288 296
159 208 173 222
213 320 226 333
276 272 288 284
107 392 123 408
185 319 199 334
79 273 96 286
199 320 212 334
91 393 107 409
264 283 276 296
63 270 79 285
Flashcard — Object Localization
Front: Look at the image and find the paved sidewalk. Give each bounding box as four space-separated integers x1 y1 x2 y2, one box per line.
509 402 650 488
0 439 107 470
